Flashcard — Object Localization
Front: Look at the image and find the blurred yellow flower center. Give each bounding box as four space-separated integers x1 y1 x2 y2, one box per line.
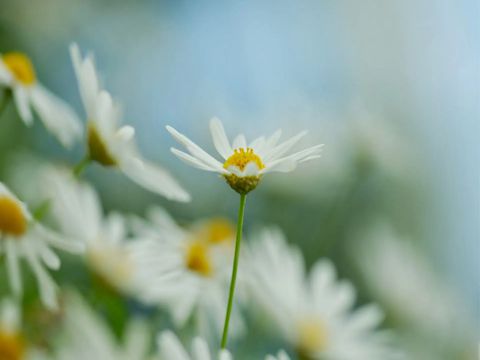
297 319 328 355
3 53 36 86
185 240 212 277
87 124 117 166
0 196 27 237
223 148 264 172
197 218 235 244
87 245 132 291
0 331 25 360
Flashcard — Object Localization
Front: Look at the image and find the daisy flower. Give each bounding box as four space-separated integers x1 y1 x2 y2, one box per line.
69 43 190 202
157 330 232 360
166 117 323 194
265 351 291 360
42 167 137 295
54 293 151 360
0 182 84 309
0 298 24 360
129 207 245 339
246 228 401 360
0 52 82 147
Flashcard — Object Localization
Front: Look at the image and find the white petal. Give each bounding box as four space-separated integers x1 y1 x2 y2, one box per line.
263 144 323 173
0 59 13 84
116 125 135 142
263 130 308 162
123 320 149 359
5 240 22 297
13 86 33 125
70 43 100 118
34 224 85 254
30 85 83 147
219 350 233 360
191 337 211 360
171 148 222 173
232 134 247 149
23 242 58 310
242 161 261 176
120 155 191 202
39 242 61 270
166 125 224 171
157 331 190 360
209 117 232 159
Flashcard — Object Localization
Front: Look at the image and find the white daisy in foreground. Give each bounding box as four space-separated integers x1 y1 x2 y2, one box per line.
43 167 137 295
130 207 245 338
0 52 82 147
246 228 401 360
55 294 151 360
69 43 190 202
0 182 84 309
167 117 323 194
0 298 24 360
157 331 231 360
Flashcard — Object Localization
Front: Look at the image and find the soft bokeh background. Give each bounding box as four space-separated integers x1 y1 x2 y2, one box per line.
0 0 478 358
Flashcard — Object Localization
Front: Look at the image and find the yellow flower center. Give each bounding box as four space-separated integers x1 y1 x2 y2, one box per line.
3 53 36 86
87 124 117 166
87 245 132 292
185 240 213 277
195 218 235 245
297 319 328 356
223 148 264 172
0 196 27 237
0 331 25 360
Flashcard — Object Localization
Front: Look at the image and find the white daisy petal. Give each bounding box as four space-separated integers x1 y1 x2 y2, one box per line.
209 117 232 159
120 155 191 202
166 125 224 171
263 130 308 161
232 133 247 149
191 337 211 360
171 148 223 173
12 86 33 125
5 239 22 297
158 331 190 360
30 85 82 147
0 58 13 84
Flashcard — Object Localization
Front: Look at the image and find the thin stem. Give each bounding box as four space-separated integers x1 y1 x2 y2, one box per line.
221 193 247 349
73 155 91 177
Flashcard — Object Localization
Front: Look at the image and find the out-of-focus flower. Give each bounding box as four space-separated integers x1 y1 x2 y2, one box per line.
0 52 82 147
166 117 323 194
54 293 151 360
69 44 190 202
246 228 400 360
43 167 136 295
265 350 291 360
157 330 232 360
0 182 84 309
355 222 477 358
129 207 244 338
0 298 24 360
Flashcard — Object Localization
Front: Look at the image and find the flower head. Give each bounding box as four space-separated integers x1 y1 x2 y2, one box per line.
0 182 84 309
0 52 82 147
167 118 323 194
246 228 401 360
129 207 244 339
69 43 190 202
0 299 24 360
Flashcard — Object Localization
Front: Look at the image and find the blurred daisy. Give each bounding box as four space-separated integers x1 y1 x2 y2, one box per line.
157 330 232 360
0 52 82 147
69 44 190 202
355 223 477 358
43 167 136 295
130 207 245 338
55 293 151 360
167 117 323 194
265 350 291 360
246 228 400 360
0 182 84 309
0 298 24 360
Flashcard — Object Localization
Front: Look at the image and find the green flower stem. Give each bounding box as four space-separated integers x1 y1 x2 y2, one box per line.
73 155 91 177
221 193 247 349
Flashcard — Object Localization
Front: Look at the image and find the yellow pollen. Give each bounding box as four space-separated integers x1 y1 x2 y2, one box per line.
196 218 235 245
185 240 213 277
223 148 264 172
0 196 27 237
297 319 328 355
3 53 36 86
0 331 25 360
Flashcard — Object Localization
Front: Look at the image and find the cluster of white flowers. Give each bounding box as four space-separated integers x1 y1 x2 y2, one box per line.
0 44 405 359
